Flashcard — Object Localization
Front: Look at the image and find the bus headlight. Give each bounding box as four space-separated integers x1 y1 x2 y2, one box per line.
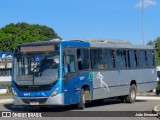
12 87 18 96
51 86 60 96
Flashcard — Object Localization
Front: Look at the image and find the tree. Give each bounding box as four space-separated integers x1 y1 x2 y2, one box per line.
0 22 61 52
147 37 160 65
147 40 153 45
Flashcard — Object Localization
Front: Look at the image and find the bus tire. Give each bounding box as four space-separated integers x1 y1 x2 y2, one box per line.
125 84 136 103
78 89 85 109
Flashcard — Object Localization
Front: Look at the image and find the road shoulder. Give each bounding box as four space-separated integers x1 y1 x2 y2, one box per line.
0 99 12 104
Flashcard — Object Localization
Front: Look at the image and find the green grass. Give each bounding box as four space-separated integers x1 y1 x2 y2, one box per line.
0 93 12 99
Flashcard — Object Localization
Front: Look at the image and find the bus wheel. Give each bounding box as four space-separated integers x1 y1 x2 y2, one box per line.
125 84 136 103
78 89 85 109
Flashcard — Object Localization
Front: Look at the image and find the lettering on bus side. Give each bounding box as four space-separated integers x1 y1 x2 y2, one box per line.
79 76 85 81
24 93 31 96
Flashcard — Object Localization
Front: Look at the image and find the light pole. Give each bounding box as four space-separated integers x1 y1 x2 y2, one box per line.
142 0 145 45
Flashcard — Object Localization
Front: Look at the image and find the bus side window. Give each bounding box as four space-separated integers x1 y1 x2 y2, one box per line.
116 50 127 69
152 51 156 67
66 55 76 73
147 51 155 67
134 50 138 68
91 49 104 70
138 50 147 68
112 50 116 68
77 49 89 71
103 49 114 69
128 50 136 69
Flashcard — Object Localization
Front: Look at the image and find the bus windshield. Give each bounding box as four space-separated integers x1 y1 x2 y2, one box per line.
13 52 59 85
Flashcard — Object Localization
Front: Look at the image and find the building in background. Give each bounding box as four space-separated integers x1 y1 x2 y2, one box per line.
0 52 13 82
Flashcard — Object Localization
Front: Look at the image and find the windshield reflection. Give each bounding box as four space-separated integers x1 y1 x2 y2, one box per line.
14 52 59 85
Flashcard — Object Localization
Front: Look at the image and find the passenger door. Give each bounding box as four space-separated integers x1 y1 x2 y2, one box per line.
63 48 78 104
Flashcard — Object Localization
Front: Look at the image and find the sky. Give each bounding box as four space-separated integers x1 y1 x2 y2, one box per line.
0 0 159 45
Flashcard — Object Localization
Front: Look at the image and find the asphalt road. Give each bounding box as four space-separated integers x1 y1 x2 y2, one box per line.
0 98 159 120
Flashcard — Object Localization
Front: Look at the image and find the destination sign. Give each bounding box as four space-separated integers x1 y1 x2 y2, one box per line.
20 45 55 53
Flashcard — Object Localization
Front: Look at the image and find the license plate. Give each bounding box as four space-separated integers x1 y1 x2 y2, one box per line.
30 102 39 105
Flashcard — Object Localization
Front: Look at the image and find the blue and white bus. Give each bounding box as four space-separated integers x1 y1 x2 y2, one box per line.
12 39 157 109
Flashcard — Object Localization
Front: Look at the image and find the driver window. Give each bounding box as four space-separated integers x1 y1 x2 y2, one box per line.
65 55 76 73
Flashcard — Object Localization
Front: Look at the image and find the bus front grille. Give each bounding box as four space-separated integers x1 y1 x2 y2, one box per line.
21 98 47 104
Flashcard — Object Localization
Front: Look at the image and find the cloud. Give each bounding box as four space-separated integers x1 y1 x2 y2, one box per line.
136 0 157 8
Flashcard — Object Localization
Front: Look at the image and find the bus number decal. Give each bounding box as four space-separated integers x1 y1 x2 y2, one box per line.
80 76 85 80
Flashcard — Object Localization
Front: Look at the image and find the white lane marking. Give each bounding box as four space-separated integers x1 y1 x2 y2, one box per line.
136 96 160 100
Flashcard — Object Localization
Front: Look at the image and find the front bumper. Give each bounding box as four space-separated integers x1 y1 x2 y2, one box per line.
13 93 64 105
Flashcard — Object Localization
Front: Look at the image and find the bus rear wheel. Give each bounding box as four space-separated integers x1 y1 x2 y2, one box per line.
125 84 137 103
78 89 85 109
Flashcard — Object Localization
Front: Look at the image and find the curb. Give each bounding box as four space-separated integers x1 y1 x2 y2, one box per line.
152 104 160 119
0 99 13 104
136 96 160 100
